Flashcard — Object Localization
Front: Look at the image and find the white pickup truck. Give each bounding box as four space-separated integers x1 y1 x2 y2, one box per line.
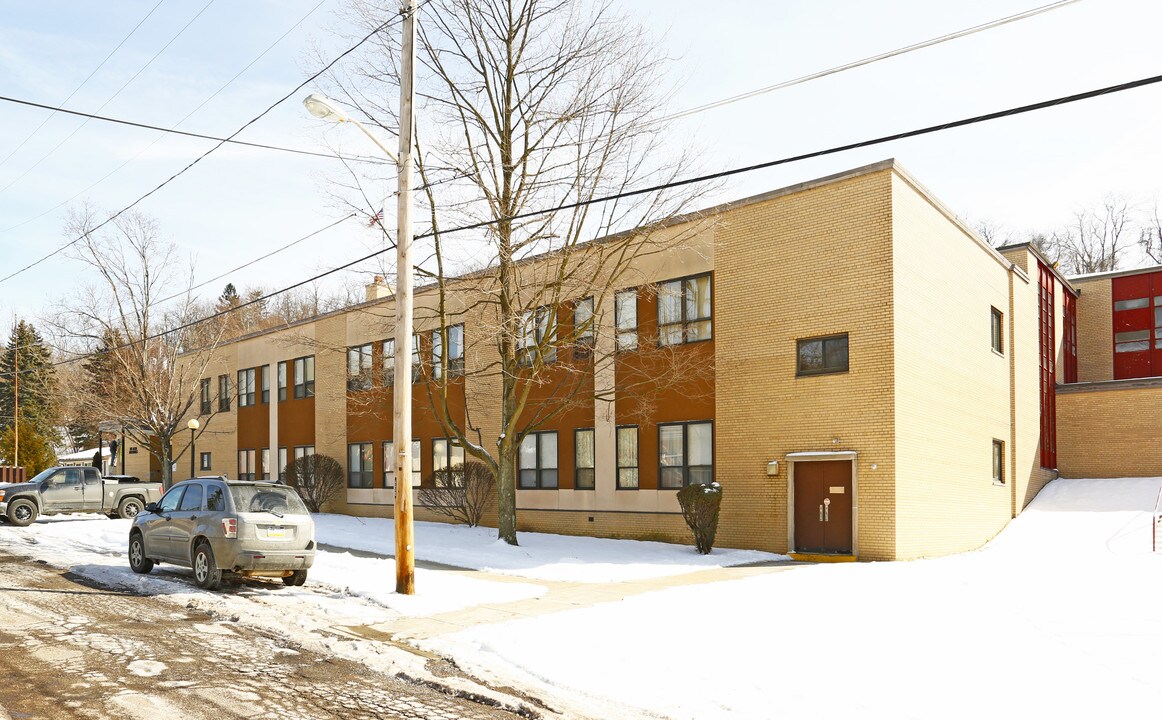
0 466 164 527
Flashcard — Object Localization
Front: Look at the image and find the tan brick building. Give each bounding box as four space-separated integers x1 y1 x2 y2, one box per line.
120 159 1159 561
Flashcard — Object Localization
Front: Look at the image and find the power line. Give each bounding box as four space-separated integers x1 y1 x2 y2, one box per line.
660 0 1082 123
0 13 405 287
5 70 1158 379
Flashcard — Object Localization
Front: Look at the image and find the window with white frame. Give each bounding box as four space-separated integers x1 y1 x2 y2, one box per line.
238 449 256 482
237 368 256 407
383 440 421 487
347 343 373 391
993 439 1005 485
432 325 465 379
575 429 595 489
518 431 558 488
658 421 713 488
658 274 712 346
615 289 638 351
617 426 639 489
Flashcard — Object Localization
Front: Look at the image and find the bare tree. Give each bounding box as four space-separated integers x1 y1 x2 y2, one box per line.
416 461 495 527
1050 196 1134 274
324 0 710 544
49 208 226 489
285 453 345 512
1141 203 1162 265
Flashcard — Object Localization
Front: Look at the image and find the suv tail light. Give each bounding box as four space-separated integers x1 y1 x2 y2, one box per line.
221 517 238 538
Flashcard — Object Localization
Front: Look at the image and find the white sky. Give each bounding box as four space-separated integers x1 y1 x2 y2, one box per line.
1 0 1160 336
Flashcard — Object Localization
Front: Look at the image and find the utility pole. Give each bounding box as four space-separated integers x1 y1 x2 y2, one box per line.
394 0 418 595
13 337 18 468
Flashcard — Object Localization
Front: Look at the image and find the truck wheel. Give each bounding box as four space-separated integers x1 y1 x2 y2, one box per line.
282 570 308 587
7 499 37 527
192 543 222 590
117 497 143 519
128 533 154 574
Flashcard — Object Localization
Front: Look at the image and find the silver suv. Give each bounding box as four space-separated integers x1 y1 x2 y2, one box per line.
128 477 316 590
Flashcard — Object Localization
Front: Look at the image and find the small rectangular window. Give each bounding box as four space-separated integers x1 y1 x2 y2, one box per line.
617 426 639 489
616 289 638 351
383 339 395 385
293 356 315 398
658 421 713 488
432 325 465 379
261 448 270 481
200 378 211 415
347 442 374 488
383 440 421 487
218 375 231 412
412 334 422 384
1114 297 1149 311
518 431 558 488
658 274 712 346
261 366 269 403
991 307 1004 354
575 429 595 489
199 452 212 471
796 334 849 376
238 449 255 481
237 368 256 407
574 298 594 359
278 447 287 483
277 361 287 401
992 439 1005 485
518 308 557 367
432 437 465 485
347 344 373 391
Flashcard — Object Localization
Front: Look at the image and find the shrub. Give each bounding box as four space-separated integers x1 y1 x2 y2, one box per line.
416 461 495 527
284 453 344 513
676 481 722 554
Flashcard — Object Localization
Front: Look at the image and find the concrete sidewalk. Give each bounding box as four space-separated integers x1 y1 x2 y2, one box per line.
334 555 804 643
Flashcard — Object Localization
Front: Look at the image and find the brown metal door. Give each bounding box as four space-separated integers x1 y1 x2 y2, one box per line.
794 460 852 554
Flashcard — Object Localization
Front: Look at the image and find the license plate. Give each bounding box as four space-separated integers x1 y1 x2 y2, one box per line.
264 526 288 539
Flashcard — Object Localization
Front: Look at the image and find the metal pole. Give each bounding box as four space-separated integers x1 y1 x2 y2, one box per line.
394 0 417 595
190 428 196 479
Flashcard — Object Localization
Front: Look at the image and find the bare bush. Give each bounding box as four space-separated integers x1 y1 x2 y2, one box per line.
416 461 495 527
676 481 722 555
285 453 344 513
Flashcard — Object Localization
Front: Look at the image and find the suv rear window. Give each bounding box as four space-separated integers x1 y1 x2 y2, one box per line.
228 485 310 516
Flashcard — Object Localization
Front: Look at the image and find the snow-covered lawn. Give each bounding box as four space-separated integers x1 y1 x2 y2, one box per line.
2 477 1160 719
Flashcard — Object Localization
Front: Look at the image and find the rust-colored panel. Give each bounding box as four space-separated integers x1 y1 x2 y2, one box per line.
278 395 315 450
237 402 270 451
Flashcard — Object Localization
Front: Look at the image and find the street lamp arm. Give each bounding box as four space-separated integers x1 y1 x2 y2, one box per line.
346 116 400 166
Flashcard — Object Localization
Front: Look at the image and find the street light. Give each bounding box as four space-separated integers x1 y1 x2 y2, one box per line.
187 418 200 479
302 4 418 595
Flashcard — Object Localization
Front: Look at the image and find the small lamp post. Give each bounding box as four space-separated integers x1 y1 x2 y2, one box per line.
187 418 200 479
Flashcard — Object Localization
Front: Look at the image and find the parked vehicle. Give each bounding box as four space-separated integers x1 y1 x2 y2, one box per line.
128 477 316 590
0 466 163 527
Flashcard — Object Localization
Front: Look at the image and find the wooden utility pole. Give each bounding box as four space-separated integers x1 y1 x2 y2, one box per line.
394 0 418 595
12 338 18 467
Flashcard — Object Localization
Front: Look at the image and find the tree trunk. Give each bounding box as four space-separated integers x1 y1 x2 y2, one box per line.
496 438 517 545
159 436 173 490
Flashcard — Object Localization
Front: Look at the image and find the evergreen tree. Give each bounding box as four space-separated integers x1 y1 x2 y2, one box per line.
0 419 57 475
0 321 60 441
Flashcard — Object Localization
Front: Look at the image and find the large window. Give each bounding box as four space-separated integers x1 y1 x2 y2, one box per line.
432 325 464 379
277 361 287 401
200 378 211 415
992 439 1005 485
575 429 595 489
383 440 421 487
518 431 558 488
658 421 713 488
1112 270 1162 380
347 343 373 391
796 334 849 376
432 438 465 483
237 368 256 407
238 449 256 482
348 443 374 488
518 307 556 366
658 274 712 346
218 375 231 412
293 356 315 398
574 298 594 359
617 426 639 489
991 307 1004 355
615 289 638 351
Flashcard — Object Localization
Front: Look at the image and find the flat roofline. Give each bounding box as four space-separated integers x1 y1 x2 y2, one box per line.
995 242 1079 295
1066 263 1162 284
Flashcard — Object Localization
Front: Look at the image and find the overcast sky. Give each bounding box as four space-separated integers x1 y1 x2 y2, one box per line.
1 0 1160 337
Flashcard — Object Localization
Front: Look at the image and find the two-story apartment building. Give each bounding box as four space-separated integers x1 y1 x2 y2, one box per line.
121 159 1159 561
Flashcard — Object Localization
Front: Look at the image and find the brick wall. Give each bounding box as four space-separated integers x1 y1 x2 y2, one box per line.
1057 381 1162 478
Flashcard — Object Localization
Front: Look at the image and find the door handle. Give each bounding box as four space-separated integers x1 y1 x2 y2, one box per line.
824 497 831 522
819 504 824 522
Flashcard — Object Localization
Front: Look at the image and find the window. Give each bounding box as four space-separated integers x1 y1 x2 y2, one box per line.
293 355 315 398
237 368 256 407
277 361 287 401
261 366 270 403
616 289 638 351
518 431 558 488
1111 270 1162 380
617 426 639 489
348 443 374 488
1038 262 1057 469
432 438 465 483
278 447 287 482
1064 293 1078 383
218 375 231 412
432 325 465 379
238 449 256 482
992 439 1005 485
658 421 713 488
293 445 315 462
991 307 1004 354
574 298 594 359
206 486 225 512
347 343 373 391
200 378 211 415
383 339 395 385
383 440 421 487
178 484 204 512
518 307 556 366
261 448 270 481
796 334 849 376
199 452 211 471
575 429 595 489
658 274 712 345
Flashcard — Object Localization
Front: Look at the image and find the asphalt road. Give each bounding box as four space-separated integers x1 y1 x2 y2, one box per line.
0 554 528 720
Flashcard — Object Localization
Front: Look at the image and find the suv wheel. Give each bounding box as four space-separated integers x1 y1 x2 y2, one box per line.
282 569 308 587
192 543 222 590
128 533 154 574
7 499 37 527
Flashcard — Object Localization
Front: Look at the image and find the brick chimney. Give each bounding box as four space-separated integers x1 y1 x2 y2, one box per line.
366 275 391 302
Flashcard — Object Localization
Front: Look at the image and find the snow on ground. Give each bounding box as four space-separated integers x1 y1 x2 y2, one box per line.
418 477 1162 720
315 513 784 582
